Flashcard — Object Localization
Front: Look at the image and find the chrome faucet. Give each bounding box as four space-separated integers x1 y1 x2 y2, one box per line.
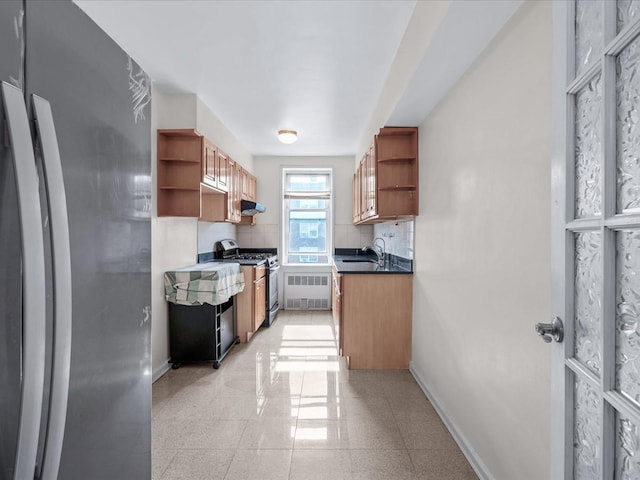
362 237 386 266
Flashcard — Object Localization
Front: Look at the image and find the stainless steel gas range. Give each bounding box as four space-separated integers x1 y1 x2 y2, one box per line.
205 239 280 327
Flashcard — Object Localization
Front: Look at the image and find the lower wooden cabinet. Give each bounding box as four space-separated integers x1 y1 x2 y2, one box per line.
335 271 412 369
236 264 267 342
254 276 266 332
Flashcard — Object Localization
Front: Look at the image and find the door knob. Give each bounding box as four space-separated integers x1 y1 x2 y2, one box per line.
535 317 564 343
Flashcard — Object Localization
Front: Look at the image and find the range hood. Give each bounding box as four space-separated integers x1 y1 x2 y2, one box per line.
241 200 266 216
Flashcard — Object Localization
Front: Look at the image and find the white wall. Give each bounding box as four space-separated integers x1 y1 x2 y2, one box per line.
196 97 253 172
355 0 450 162
151 90 253 380
151 89 199 380
240 156 373 250
410 2 551 480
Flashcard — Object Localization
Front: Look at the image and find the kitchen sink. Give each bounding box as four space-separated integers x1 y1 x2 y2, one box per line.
341 258 376 263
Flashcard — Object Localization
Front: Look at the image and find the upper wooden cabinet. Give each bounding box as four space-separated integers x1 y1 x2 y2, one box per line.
241 167 257 202
352 173 360 224
353 127 418 224
202 140 218 189
227 159 241 223
157 129 257 223
157 129 203 217
217 150 230 193
359 156 367 220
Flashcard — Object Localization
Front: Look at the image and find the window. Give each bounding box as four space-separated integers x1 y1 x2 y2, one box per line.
283 168 332 264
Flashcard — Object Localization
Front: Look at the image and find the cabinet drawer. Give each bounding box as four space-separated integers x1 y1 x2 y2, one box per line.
254 264 266 280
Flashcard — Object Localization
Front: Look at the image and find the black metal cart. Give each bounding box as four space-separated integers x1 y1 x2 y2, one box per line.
168 297 239 369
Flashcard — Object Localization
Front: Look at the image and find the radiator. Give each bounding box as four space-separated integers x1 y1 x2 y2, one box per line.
284 273 331 310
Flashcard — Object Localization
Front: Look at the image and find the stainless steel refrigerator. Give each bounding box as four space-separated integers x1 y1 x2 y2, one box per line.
0 1 152 479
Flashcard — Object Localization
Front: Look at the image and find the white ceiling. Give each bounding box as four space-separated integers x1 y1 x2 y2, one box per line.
74 0 522 157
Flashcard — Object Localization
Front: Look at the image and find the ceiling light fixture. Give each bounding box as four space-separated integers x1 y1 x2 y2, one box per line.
277 129 298 144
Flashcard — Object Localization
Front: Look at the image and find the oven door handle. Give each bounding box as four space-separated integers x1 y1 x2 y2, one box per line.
269 264 281 272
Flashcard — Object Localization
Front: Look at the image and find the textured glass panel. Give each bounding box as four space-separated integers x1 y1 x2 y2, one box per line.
617 37 640 214
618 0 640 32
574 378 602 479
616 231 640 405
576 0 603 76
575 232 602 374
576 74 603 218
615 412 640 479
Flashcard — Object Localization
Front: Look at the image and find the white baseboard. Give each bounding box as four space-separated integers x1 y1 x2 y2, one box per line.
152 359 171 383
409 362 496 480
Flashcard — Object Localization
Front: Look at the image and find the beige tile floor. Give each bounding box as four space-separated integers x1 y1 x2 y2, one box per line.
152 310 478 480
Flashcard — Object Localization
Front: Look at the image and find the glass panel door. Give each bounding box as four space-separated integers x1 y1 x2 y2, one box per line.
553 1 640 478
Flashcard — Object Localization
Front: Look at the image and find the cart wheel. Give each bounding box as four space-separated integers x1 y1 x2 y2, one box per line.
171 363 181 370
213 361 220 369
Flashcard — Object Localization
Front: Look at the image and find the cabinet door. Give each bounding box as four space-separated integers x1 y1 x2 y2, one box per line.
231 161 241 222
203 141 217 188
359 158 367 219
254 276 266 331
240 168 250 199
235 165 242 221
248 173 257 201
227 160 237 222
352 173 358 223
368 141 377 215
217 151 229 192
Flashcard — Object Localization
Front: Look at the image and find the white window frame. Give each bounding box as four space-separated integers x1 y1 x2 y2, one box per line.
282 167 333 265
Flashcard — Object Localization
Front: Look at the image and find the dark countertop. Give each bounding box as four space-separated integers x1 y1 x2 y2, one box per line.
333 253 413 274
197 251 267 266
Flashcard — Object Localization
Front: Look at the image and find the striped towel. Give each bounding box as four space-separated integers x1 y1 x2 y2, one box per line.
164 262 245 306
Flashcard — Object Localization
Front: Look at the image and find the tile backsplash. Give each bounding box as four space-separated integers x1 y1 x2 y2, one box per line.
234 221 413 257
197 221 237 253
202 220 412 259
373 219 414 259
334 224 373 249
237 223 373 251
237 223 279 249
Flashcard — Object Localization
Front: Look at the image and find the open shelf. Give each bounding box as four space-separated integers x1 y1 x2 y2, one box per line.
157 129 204 217
200 182 227 222
159 186 200 191
377 126 418 136
157 189 200 217
158 157 201 163
353 126 419 225
158 128 202 137
377 157 416 163
378 185 417 191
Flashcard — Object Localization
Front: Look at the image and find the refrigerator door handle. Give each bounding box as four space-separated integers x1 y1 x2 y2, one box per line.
1 82 46 480
32 94 72 480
